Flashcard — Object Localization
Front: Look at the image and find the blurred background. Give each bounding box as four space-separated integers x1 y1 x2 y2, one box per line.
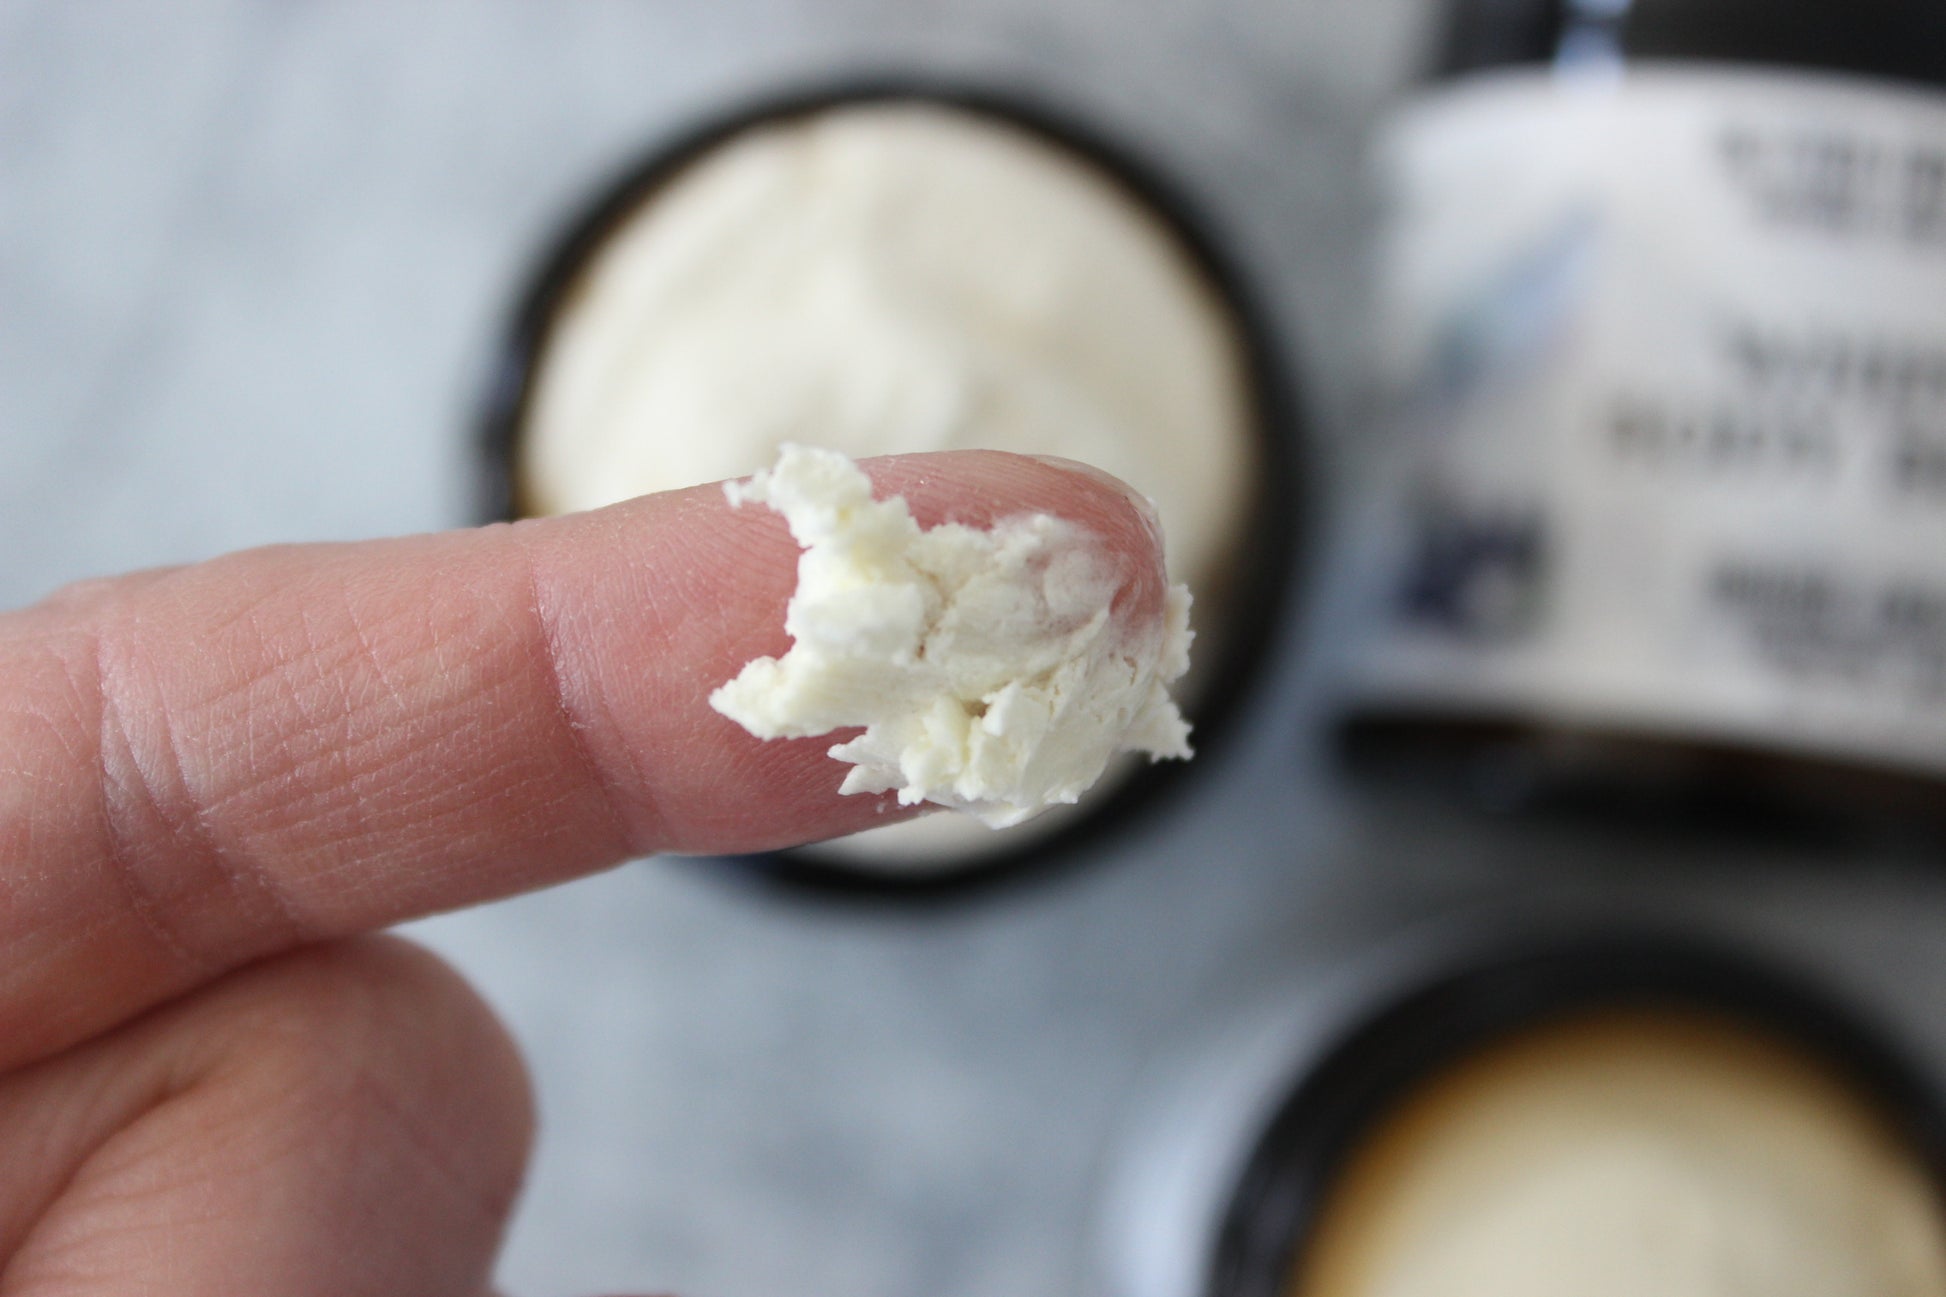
10 4 1946 1297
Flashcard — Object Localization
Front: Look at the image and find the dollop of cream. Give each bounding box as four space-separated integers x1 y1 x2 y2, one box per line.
709 445 1192 827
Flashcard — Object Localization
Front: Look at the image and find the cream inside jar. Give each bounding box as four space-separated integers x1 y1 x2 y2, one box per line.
1289 1009 1946 1297
514 96 1264 873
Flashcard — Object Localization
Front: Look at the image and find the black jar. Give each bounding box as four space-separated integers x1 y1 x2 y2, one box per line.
1092 921 1946 1297
1333 0 1946 836
479 83 1300 896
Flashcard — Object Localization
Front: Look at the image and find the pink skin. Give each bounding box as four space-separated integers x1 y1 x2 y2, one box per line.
0 451 1166 1297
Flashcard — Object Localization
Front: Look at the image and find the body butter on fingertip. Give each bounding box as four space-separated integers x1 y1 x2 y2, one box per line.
709 444 1193 828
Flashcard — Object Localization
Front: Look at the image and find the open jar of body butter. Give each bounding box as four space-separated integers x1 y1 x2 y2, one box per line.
480 83 1298 893
1095 922 1946 1297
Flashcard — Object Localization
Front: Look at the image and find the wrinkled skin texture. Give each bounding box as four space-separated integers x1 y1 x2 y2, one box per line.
0 452 1166 1297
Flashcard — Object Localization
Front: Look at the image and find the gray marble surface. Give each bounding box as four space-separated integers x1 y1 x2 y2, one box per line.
10 5 1946 1297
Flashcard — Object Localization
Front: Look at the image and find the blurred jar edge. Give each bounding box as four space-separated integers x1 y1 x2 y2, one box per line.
1086 909 1946 1297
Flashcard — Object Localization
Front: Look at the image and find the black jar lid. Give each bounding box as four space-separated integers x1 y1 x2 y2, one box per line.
1432 0 1946 90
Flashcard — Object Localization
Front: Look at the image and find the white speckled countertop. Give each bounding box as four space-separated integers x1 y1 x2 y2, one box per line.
9 4 1946 1296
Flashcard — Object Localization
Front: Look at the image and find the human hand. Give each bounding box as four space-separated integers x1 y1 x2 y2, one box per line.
0 451 1166 1296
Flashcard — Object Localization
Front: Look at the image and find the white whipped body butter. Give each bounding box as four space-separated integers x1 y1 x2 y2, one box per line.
521 101 1253 633
710 445 1193 827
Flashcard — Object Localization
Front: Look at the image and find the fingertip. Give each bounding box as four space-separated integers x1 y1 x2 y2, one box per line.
545 449 1175 857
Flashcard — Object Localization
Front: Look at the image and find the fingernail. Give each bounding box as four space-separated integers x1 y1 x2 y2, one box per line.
1022 454 1164 539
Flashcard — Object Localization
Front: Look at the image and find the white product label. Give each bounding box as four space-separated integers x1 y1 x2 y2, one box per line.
1346 67 1946 774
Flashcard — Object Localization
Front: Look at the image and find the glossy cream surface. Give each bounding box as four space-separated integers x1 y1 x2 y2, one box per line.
1291 1011 1946 1297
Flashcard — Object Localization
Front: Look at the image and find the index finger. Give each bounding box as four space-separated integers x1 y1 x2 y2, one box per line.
0 451 1168 1071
